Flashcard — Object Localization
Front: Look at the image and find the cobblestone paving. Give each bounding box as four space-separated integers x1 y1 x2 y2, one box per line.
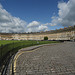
15 42 75 75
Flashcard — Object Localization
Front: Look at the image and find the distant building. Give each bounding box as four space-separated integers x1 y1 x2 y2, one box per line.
0 25 75 41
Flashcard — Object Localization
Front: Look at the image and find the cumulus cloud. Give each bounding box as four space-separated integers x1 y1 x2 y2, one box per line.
0 4 26 33
38 25 48 31
1 0 75 33
50 0 75 27
0 4 48 33
27 21 40 28
27 21 48 32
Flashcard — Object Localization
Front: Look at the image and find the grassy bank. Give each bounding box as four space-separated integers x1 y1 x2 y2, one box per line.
0 40 60 73
0 40 60 58
0 40 22 46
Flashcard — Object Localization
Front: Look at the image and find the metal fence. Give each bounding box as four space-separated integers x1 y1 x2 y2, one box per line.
0 45 16 75
0 42 38 75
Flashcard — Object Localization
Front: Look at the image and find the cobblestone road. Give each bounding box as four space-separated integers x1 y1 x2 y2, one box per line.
15 42 75 75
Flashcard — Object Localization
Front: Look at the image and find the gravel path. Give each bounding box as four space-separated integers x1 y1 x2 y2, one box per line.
15 42 75 75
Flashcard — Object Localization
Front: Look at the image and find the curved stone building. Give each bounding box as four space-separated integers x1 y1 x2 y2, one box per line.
0 25 75 41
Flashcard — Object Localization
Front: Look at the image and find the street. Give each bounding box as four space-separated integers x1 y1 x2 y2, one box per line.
15 42 75 75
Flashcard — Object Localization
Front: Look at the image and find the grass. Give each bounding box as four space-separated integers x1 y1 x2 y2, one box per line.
0 40 59 46
0 40 60 60
0 40 60 72
0 40 22 46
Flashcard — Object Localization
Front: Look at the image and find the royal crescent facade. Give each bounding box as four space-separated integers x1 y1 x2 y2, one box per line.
0 26 75 41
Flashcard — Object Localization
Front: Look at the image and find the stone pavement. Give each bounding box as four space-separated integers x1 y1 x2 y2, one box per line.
14 42 75 75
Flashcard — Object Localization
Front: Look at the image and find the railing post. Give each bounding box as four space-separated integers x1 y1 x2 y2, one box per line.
0 45 3 74
11 54 14 75
12 61 14 75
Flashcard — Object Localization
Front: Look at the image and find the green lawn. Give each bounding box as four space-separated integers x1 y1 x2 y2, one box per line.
0 40 59 46
0 40 22 46
0 40 60 59
0 40 60 72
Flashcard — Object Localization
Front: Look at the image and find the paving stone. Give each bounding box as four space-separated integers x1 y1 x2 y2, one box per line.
13 42 75 75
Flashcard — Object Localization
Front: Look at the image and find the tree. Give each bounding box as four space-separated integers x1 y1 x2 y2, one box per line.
44 36 48 40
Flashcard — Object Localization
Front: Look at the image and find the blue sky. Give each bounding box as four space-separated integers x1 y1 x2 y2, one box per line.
0 0 60 22
0 0 75 33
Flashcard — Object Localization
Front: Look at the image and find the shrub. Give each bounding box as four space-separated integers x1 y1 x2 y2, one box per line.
44 36 48 40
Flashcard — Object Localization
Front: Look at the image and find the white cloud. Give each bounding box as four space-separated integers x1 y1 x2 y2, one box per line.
0 4 49 33
42 23 51 26
27 21 40 28
38 25 48 31
50 0 75 27
1 0 75 33
0 4 48 33
0 4 26 33
27 21 48 32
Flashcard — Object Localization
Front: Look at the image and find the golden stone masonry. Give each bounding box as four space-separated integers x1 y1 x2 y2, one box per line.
0 26 75 41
